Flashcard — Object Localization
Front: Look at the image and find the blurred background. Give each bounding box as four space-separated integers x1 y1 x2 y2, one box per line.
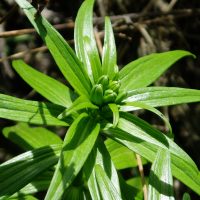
0 0 200 199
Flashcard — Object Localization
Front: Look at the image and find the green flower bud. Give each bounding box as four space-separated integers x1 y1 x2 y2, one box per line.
97 75 109 90
103 91 117 103
109 80 121 93
90 84 103 105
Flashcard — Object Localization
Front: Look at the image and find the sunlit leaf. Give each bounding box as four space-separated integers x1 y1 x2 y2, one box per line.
148 149 174 200
119 50 194 90
12 60 74 108
14 0 91 97
102 17 118 80
0 94 67 126
0 144 61 199
123 87 200 107
45 113 100 200
75 0 101 84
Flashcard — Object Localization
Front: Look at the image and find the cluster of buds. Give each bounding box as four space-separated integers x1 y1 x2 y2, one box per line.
90 75 127 106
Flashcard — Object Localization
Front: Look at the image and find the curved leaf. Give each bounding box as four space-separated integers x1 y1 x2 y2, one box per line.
108 103 119 127
148 149 174 200
0 144 61 199
75 0 101 84
119 50 194 90
3 123 62 150
15 0 91 97
102 113 200 195
124 87 200 107
102 17 118 80
95 165 122 200
45 113 100 200
12 60 74 108
0 94 67 126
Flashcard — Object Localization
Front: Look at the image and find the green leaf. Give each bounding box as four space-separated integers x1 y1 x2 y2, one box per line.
148 149 174 200
102 113 200 195
0 144 61 199
75 0 101 84
85 138 121 198
124 87 200 107
58 96 98 119
105 139 147 169
12 60 74 108
102 17 118 80
15 0 91 97
3 123 62 150
8 195 38 200
0 94 67 126
108 103 119 127
182 193 191 200
120 101 173 136
45 113 100 200
119 50 194 90
95 165 122 200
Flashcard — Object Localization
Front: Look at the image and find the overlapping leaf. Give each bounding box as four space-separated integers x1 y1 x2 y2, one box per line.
14 0 91 97
0 94 67 126
45 113 100 200
102 113 200 195
75 0 101 84
0 144 61 199
148 149 174 200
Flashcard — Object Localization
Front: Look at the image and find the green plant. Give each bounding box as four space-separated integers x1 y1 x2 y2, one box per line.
0 0 200 199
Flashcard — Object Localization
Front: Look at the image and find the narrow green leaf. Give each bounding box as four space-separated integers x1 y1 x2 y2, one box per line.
84 138 121 199
12 60 74 108
0 144 61 199
95 165 122 200
102 17 118 80
58 96 98 119
3 123 62 150
75 0 102 84
108 103 119 127
0 94 67 126
148 149 174 200
102 113 200 195
120 101 173 136
119 50 194 90
8 195 38 200
45 113 100 200
15 0 91 97
124 87 200 107
105 139 147 169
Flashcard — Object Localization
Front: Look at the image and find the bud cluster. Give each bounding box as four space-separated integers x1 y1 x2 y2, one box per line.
90 75 126 106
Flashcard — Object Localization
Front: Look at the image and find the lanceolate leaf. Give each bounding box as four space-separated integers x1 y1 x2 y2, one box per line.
102 113 200 195
108 103 119 127
95 165 122 200
14 0 91 97
0 144 62 199
45 113 100 200
75 0 102 84
105 139 147 169
0 94 67 126
119 50 194 90
102 17 118 80
3 123 62 151
124 87 200 108
12 60 74 108
148 149 174 200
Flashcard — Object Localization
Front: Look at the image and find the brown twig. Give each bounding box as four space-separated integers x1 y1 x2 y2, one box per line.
0 9 200 38
136 153 148 200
